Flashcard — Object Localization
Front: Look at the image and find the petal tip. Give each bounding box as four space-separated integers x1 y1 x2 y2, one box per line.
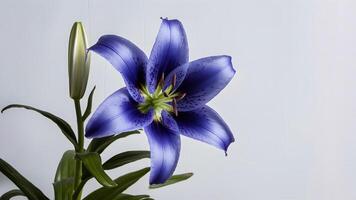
160 17 183 26
84 130 95 139
223 135 235 154
149 178 161 185
224 56 237 79
87 44 98 52
149 171 169 185
221 55 236 73
84 125 100 139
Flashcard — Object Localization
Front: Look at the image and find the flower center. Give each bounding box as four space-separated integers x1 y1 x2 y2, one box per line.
138 74 185 121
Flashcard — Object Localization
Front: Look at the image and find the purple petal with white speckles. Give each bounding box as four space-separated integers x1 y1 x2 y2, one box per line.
176 56 235 111
146 19 189 93
175 106 235 152
85 88 153 138
90 35 147 102
144 122 181 184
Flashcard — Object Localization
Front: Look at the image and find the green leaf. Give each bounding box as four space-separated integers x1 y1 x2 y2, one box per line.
149 173 193 189
0 159 49 200
1 104 78 149
53 178 75 200
83 167 150 200
77 152 117 187
100 193 151 200
103 151 150 170
54 150 76 182
53 150 76 200
81 150 149 183
125 195 152 200
72 178 89 200
82 86 96 121
129 196 153 200
87 131 140 154
0 189 25 200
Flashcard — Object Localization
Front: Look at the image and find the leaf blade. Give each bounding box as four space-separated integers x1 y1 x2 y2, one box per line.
83 167 150 200
53 150 77 200
54 150 76 182
53 178 75 200
107 193 151 200
82 86 96 121
82 150 149 182
0 159 49 200
87 131 140 154
149 173 193 189
103 151 150 170
0 189 25 200
77 152 117 187
1 104 77 148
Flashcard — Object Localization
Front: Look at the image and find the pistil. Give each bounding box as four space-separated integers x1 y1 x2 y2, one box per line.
138 73 186 120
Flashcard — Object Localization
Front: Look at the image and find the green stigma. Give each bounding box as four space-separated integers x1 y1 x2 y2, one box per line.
138 74 185 121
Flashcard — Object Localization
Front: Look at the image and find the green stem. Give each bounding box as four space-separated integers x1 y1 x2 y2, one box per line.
73 178 89 200
73 99 84 199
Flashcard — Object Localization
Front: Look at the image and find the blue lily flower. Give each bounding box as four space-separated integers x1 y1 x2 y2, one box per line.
86 18 236 184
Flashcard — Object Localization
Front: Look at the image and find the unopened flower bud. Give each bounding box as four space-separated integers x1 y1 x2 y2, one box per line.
68 22 90 99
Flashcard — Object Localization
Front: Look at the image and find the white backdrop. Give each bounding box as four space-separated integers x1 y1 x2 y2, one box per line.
1 0 356 199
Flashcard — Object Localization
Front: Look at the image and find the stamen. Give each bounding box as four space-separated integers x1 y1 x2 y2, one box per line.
165 85 173 95
158 73 165 88
139 72 184 117
175 93 186 101
140 84 150 97
172 98 178 116
171 74 177 88
154 73 165 95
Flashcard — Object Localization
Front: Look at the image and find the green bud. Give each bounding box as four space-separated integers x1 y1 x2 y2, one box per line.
68 22 90 99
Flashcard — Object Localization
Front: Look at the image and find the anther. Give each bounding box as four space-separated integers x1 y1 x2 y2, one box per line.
171 74 177 88
175 93 186 101
172 98 178 116
158 73 165 88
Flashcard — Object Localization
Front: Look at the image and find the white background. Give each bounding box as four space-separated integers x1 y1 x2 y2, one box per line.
1 0 356 199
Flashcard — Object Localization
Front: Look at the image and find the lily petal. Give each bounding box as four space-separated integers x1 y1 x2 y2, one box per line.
174 106 235 152
146 19 189 93
144 122 181 184
90 35 147 102
163 63 188 92
161 110 179 131
177 56 235 111
85 88 153 138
